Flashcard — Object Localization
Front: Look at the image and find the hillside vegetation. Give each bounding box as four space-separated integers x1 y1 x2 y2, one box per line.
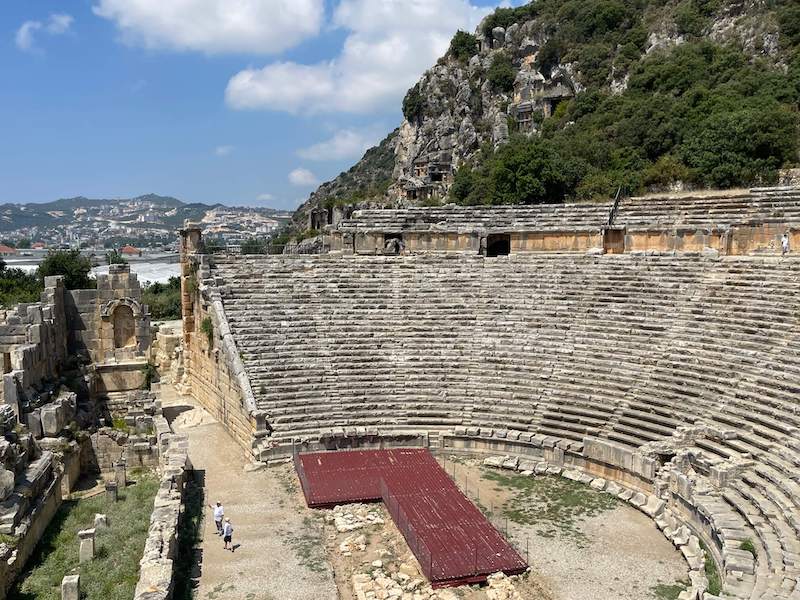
291 0 800 221
447 0 800 204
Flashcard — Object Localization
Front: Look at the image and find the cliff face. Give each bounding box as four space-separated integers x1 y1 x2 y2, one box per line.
294 0 794 224
292 129 398 231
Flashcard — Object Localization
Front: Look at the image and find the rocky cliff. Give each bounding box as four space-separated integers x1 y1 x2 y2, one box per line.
293 0 798 226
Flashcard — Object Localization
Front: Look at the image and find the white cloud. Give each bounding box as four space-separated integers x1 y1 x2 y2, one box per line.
46 14 74 34
225 0 492 114
15 22 40 51
256 193 274 202
297 128 382 161
215 145 235 157
16 14 73 52
289 168 319 187
93 0 324 54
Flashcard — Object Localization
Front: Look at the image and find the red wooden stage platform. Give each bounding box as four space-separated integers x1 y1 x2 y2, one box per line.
294 448 528 587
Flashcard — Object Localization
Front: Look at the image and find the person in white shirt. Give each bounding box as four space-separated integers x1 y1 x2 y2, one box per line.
209 501 224 535
782 233 790 256
222 518 234 552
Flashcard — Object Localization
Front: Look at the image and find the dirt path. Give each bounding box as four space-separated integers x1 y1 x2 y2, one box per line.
161 383 338 600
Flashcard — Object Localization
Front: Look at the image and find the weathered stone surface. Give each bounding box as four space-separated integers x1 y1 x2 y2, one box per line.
78 528 95 563
61 574 80 600
105 481 118 502
0 468 14 502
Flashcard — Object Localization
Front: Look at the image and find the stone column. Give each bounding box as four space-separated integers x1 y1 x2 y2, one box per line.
78 529 95 563
105 481 118 502
179 224 203 343
94 514 108 529
113 461 126 489
61 574 80 600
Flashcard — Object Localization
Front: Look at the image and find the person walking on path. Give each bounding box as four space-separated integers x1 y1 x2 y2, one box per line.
222 518 234 552
209 501 224 535
782 233 790 256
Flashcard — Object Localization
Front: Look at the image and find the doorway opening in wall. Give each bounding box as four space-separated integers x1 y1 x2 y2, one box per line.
603 228 626 254
383 234 404 255
486 234 511 257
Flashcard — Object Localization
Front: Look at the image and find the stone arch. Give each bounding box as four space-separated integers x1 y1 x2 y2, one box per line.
101 297 144 319
112 305 136 348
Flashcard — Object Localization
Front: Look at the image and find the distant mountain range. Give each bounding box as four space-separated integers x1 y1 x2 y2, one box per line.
0 194 287 231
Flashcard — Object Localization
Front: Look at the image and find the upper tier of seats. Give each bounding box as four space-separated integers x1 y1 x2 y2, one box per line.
616 187 800 230
337 187 800 235
339 202 614 232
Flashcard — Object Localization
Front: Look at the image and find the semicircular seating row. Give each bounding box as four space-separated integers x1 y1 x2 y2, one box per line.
211 252 800 599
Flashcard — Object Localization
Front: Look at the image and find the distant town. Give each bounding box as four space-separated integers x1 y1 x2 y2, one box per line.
0 193 292 253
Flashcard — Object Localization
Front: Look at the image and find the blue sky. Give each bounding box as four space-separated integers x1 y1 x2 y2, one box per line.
0 0 515 210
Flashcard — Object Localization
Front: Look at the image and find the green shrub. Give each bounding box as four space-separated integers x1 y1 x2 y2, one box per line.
142 276 181 320
700 540 722 595
740 538 758 558
0 267 43 307
402 84 425 122
481 5 537 36
449 30 478 62
780 4 800 47
675 0 706 36
105 250 127 265
201 316 214 347
141 361 158 390
488 52 516 92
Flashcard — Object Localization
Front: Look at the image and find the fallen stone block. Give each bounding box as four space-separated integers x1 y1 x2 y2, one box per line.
61 574 79 600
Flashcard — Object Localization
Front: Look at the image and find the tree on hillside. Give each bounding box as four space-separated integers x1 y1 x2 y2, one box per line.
142 277 181 320
106 250 127 265
449 31 478 63
38 250 95 290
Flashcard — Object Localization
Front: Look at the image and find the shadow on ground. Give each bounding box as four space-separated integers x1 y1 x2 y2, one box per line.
173 469 206 600
162 404 194 427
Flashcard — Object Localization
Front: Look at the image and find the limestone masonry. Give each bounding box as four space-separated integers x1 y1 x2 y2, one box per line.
181 186 800 600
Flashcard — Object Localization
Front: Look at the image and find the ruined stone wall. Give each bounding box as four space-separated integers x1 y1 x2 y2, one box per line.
87 390 162 475
184 290 254 454
65 264 151 366
133 416 189 600
0 277 69 418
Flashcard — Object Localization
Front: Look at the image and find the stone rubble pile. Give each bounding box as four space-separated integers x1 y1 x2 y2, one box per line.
352 563 526 600
339 533 367 556
326 503 385 533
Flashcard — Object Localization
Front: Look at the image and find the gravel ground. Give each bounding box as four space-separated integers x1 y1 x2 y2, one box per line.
162 384 338 600
509 502 688 600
